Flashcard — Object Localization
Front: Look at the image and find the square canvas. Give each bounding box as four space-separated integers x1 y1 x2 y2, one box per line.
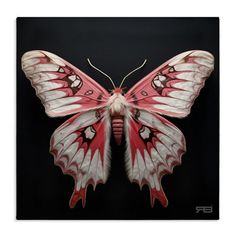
17 17 219 219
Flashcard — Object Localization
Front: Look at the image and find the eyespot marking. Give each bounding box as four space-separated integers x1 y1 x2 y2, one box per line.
84 126 96 140
85 90 93 95
139 126 151 140
152 75 166 89
59 67 64 73
141 90 148 96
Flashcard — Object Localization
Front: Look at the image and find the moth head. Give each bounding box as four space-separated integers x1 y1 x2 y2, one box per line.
111 87 124 95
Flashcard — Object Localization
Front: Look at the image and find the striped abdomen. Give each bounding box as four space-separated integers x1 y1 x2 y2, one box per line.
111 116 124 145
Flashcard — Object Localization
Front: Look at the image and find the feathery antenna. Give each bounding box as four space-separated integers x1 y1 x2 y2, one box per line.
87 58 116 88
119 59 147 88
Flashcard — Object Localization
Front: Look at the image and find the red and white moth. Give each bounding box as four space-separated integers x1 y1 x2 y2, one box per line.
21 50 214 208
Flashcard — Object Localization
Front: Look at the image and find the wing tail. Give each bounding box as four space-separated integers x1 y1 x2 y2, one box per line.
70 188 87 208
150 187 168 208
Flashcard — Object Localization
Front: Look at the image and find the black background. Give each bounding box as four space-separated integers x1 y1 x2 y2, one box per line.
17 17 219 219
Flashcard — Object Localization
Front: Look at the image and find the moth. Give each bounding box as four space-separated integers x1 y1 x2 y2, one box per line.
21 50 214 208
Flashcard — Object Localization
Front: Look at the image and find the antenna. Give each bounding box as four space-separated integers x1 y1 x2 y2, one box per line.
87 58 116 88
119 59 147 88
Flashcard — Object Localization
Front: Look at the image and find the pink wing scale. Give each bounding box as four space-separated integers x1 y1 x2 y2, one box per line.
50 109 111 208
22 50 109 117
125 50 214 118
124 109 186 207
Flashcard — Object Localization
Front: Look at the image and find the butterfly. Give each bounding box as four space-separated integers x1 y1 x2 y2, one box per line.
21 50 214 208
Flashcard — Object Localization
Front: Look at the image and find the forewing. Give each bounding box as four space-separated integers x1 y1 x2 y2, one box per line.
124 108 186 207
125 50 214 118
22 50 109 117
50 109 111 208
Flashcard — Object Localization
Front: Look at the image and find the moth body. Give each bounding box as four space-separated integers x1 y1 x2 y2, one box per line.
108 88 127 145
